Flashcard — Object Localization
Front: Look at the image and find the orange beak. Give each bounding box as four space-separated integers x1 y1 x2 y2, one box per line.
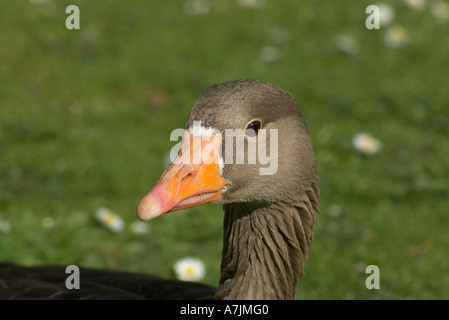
137 131 226 221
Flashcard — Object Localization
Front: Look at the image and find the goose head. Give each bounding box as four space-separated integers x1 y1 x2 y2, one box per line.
137 79 318 218
137 79 319 300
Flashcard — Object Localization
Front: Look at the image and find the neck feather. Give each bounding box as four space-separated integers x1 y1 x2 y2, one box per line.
215 185 319 300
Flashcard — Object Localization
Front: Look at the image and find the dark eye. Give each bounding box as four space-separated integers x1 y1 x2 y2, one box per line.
244 119 262 137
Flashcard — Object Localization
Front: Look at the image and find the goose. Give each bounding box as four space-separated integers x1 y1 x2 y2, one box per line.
0 79 319 300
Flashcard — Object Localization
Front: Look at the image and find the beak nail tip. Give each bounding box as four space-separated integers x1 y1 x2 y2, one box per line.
137 193 162 221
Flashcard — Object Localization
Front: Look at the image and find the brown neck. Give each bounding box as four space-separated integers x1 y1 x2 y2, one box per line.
215 188 318 300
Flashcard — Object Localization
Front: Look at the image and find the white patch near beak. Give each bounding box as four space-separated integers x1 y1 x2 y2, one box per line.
188 121 225 176
218 156 224 176
188 120 220 138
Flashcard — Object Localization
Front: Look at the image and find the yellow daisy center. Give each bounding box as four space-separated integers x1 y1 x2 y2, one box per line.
105 213 117 225
185 266 195 275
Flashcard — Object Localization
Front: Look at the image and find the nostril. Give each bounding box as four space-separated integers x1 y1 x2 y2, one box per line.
182 172 193 181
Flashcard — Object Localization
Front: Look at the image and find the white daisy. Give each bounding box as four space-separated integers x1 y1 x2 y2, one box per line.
96 207 124 232
0 220 11 233
237 0 266 9
404 0 427 10
430 1 449 21
352 133 382 156
328 204 343 217
334 34 359 55
130 220 150 235
184 0 211 15
258 46 280 62
378 3 395 26
173 257 206 281
384 25 409 47
41 216 55 229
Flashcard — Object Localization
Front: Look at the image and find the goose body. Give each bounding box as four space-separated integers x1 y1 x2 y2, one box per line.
0 263 215 299
0 79 319 300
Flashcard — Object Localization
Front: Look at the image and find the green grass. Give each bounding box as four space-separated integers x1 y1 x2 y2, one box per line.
1 0 448 299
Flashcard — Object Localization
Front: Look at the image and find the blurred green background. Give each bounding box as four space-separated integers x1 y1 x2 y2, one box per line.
1 0 448 299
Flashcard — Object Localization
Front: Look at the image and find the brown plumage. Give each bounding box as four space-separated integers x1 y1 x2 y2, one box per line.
0 79 319 300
